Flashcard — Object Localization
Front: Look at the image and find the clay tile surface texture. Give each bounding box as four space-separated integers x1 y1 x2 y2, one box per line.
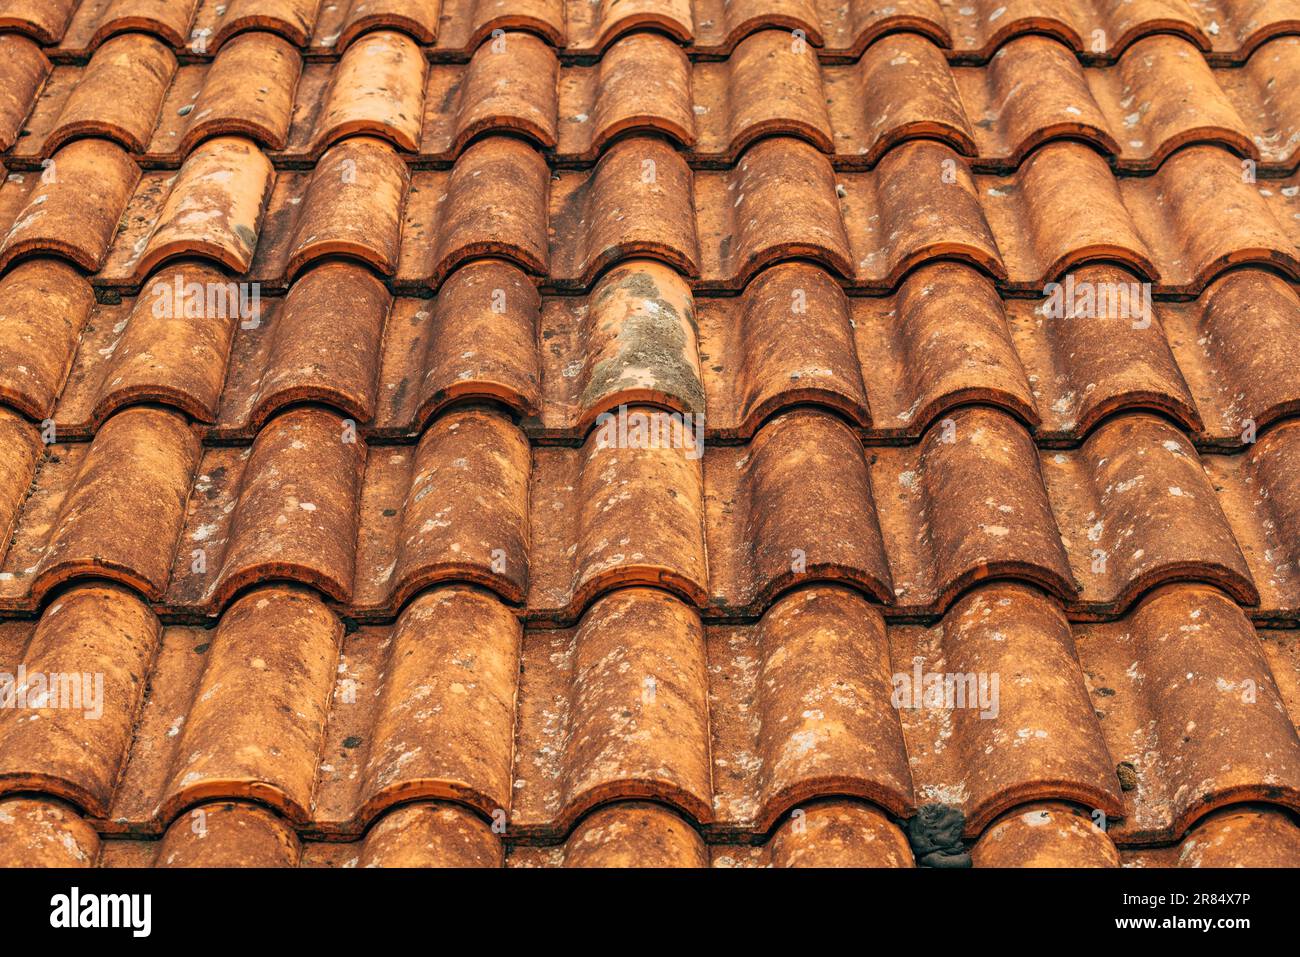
4 0 1300 874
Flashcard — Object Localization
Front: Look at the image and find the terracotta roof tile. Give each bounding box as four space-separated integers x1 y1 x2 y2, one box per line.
22 130 1300 295
0 582 515 833
699 261 1024 439
0 569 1296 864
83 0 200 49
140 585 340 826
548 135 699 285
0 583 158 815
933 1 1209 62
311 31 427 153
1078 585 1300 842
210 0 321 50
332 0 444 49
11 796 926 867
0 35 49 152
1107 34 1256 163
512 588 714 835
0 0 80 46
180 407 363 608
865 407 1074 612
153 801 302 867
0 408 42 550
385 259 541 432
979 142 1154 284
1041 413 1256 612
0 796 100 867
397 135 550 284
71 263 242 426
0 407 198 605
0 138 140 272
895 584 1122 832
514 802 711 868
716 801 918 867
176 31 302 154
424 31 559 155
73 795 1300 867
704 409 894 610
580 31 1291 168
0 258 94 421
1118 144 1300 289
130 586 512 834
528 409 708 618
703 28 836 156
512 801 916 867
841 31 979 164
1161 252 1300 446
320 802 504 867
706 587 911 829
1006 266 1196 439
377 2 1300 63
701 135 858 282
1192 420 1300 616
580 135 1300 291
284 136 410 278
7 32 299 162
1122 805 1300 867
121 135 273 279
41 33 176 155
349 407 532 610
226 141 408 284
540 260 700 434
971 802 1121 867
9 30 1300 172
224 261 390 428
557 32 693 159
550 135 1001 290
450 0 566 51
1261 628 1300 723
324 586 521 824
561 0 694 53
0 410 177 604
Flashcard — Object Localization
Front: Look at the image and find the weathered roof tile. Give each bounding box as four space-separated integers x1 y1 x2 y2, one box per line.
129 135 273 279
0 35 49 152
311 30 427 153
0 138 140 272
0 406 198 605
0 259 94 420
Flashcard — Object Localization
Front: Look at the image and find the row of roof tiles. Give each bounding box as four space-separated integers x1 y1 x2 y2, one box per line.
7 130 1300 293
4 133 1300 294
3 258 1297 448
6 797 1297 867
4 0 1300 63
4 30 1300 171
0 578 1296 842
3 400 1300 621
